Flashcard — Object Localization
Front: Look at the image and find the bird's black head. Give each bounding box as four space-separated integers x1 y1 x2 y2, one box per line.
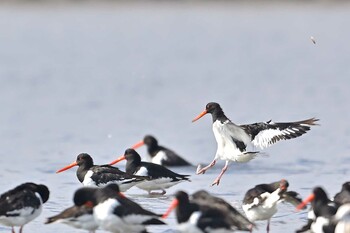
205 102 222 114
124 148 142 162
342 182 350 191
36 184 50 203
313 187 329 203
175 191 190 204
73 187 98 207
76 153 94 167
143 135 158 147
279 179 289 192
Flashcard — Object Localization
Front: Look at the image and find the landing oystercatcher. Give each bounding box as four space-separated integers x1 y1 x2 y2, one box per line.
74 184 165 233
192 102 318 186
162 190 250 232
45 205 98 233
131 135 191 166
56 153 148 192
0 183 49 233
242 179 303 233
109 149 190 195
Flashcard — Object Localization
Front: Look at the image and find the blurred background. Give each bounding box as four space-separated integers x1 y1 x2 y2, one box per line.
0 1 349 232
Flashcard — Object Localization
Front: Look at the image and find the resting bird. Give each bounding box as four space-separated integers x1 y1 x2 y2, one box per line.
131 135 191 166
192 102 318 186
163 190 251 232
0 183 49 233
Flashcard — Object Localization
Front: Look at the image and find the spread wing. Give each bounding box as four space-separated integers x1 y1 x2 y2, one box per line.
241 118 319 149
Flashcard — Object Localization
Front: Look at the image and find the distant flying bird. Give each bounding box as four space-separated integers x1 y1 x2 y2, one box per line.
192 102 318 186
0 183 49 233
131 135 191 166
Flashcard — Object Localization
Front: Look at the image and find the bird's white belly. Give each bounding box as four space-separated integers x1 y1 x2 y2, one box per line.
135 178 181 191
242 204 278 222
0 206 42 227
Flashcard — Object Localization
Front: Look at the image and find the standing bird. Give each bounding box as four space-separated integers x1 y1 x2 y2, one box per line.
0 183 49 233
109 149 190 195
192 102 318 186
162 190 250 232
242 179 303 233
131 135 191 166
296 187 338 233
74 184 165 233
56 153 148 192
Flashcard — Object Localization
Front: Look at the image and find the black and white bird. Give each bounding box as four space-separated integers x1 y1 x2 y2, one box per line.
131 135 191 166
0 183 49 233
56 153 148 192
334 182 350 206
74 184 165 233
45 204 98 233
296 187 338 233
242 179 303 233
192 102 318 186
162 190 251 232
109 149 190 195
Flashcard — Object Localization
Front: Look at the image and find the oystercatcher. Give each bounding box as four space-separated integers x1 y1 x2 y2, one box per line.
109 149 190 195
334 182 350 205
131 135 191 166
162 190 250 232
74 184 165 233
56 153 148 192
45 205 98 233
242 179 303 233
296 187 338 233
192 102 318 186
0 183 49 233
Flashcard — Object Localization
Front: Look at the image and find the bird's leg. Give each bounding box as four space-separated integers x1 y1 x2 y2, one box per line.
266 219 270 233
19 226 23 233
196 159 217 175
249 224 253 233
211 161 230 186
11 227 15 233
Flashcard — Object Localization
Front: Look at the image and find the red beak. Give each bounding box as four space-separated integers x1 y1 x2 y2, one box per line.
131 140 145 149
56 161 78 173
109 155 126 166
162 198 179 219
296 193 315 211
192 110 208 122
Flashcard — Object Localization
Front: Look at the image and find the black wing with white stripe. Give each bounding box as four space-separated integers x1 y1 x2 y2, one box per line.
241 118 319 149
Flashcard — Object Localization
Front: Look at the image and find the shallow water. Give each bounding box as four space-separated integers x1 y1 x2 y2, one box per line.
0 1 349 232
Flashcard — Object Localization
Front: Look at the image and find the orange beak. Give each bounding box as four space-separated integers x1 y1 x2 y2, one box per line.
162 198 179 219
192 110 208 122
56 161 78 173
131 140 145 149
109 155 126 166
296 193 315 211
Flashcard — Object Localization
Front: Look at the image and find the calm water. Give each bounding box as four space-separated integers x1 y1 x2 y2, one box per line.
0 1 350 232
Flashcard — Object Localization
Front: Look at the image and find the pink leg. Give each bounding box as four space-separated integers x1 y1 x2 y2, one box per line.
211 161 230 186
266 219 270 233
249 224 253 233
196 159 217 175
11 227 15 233
19 226 23 233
